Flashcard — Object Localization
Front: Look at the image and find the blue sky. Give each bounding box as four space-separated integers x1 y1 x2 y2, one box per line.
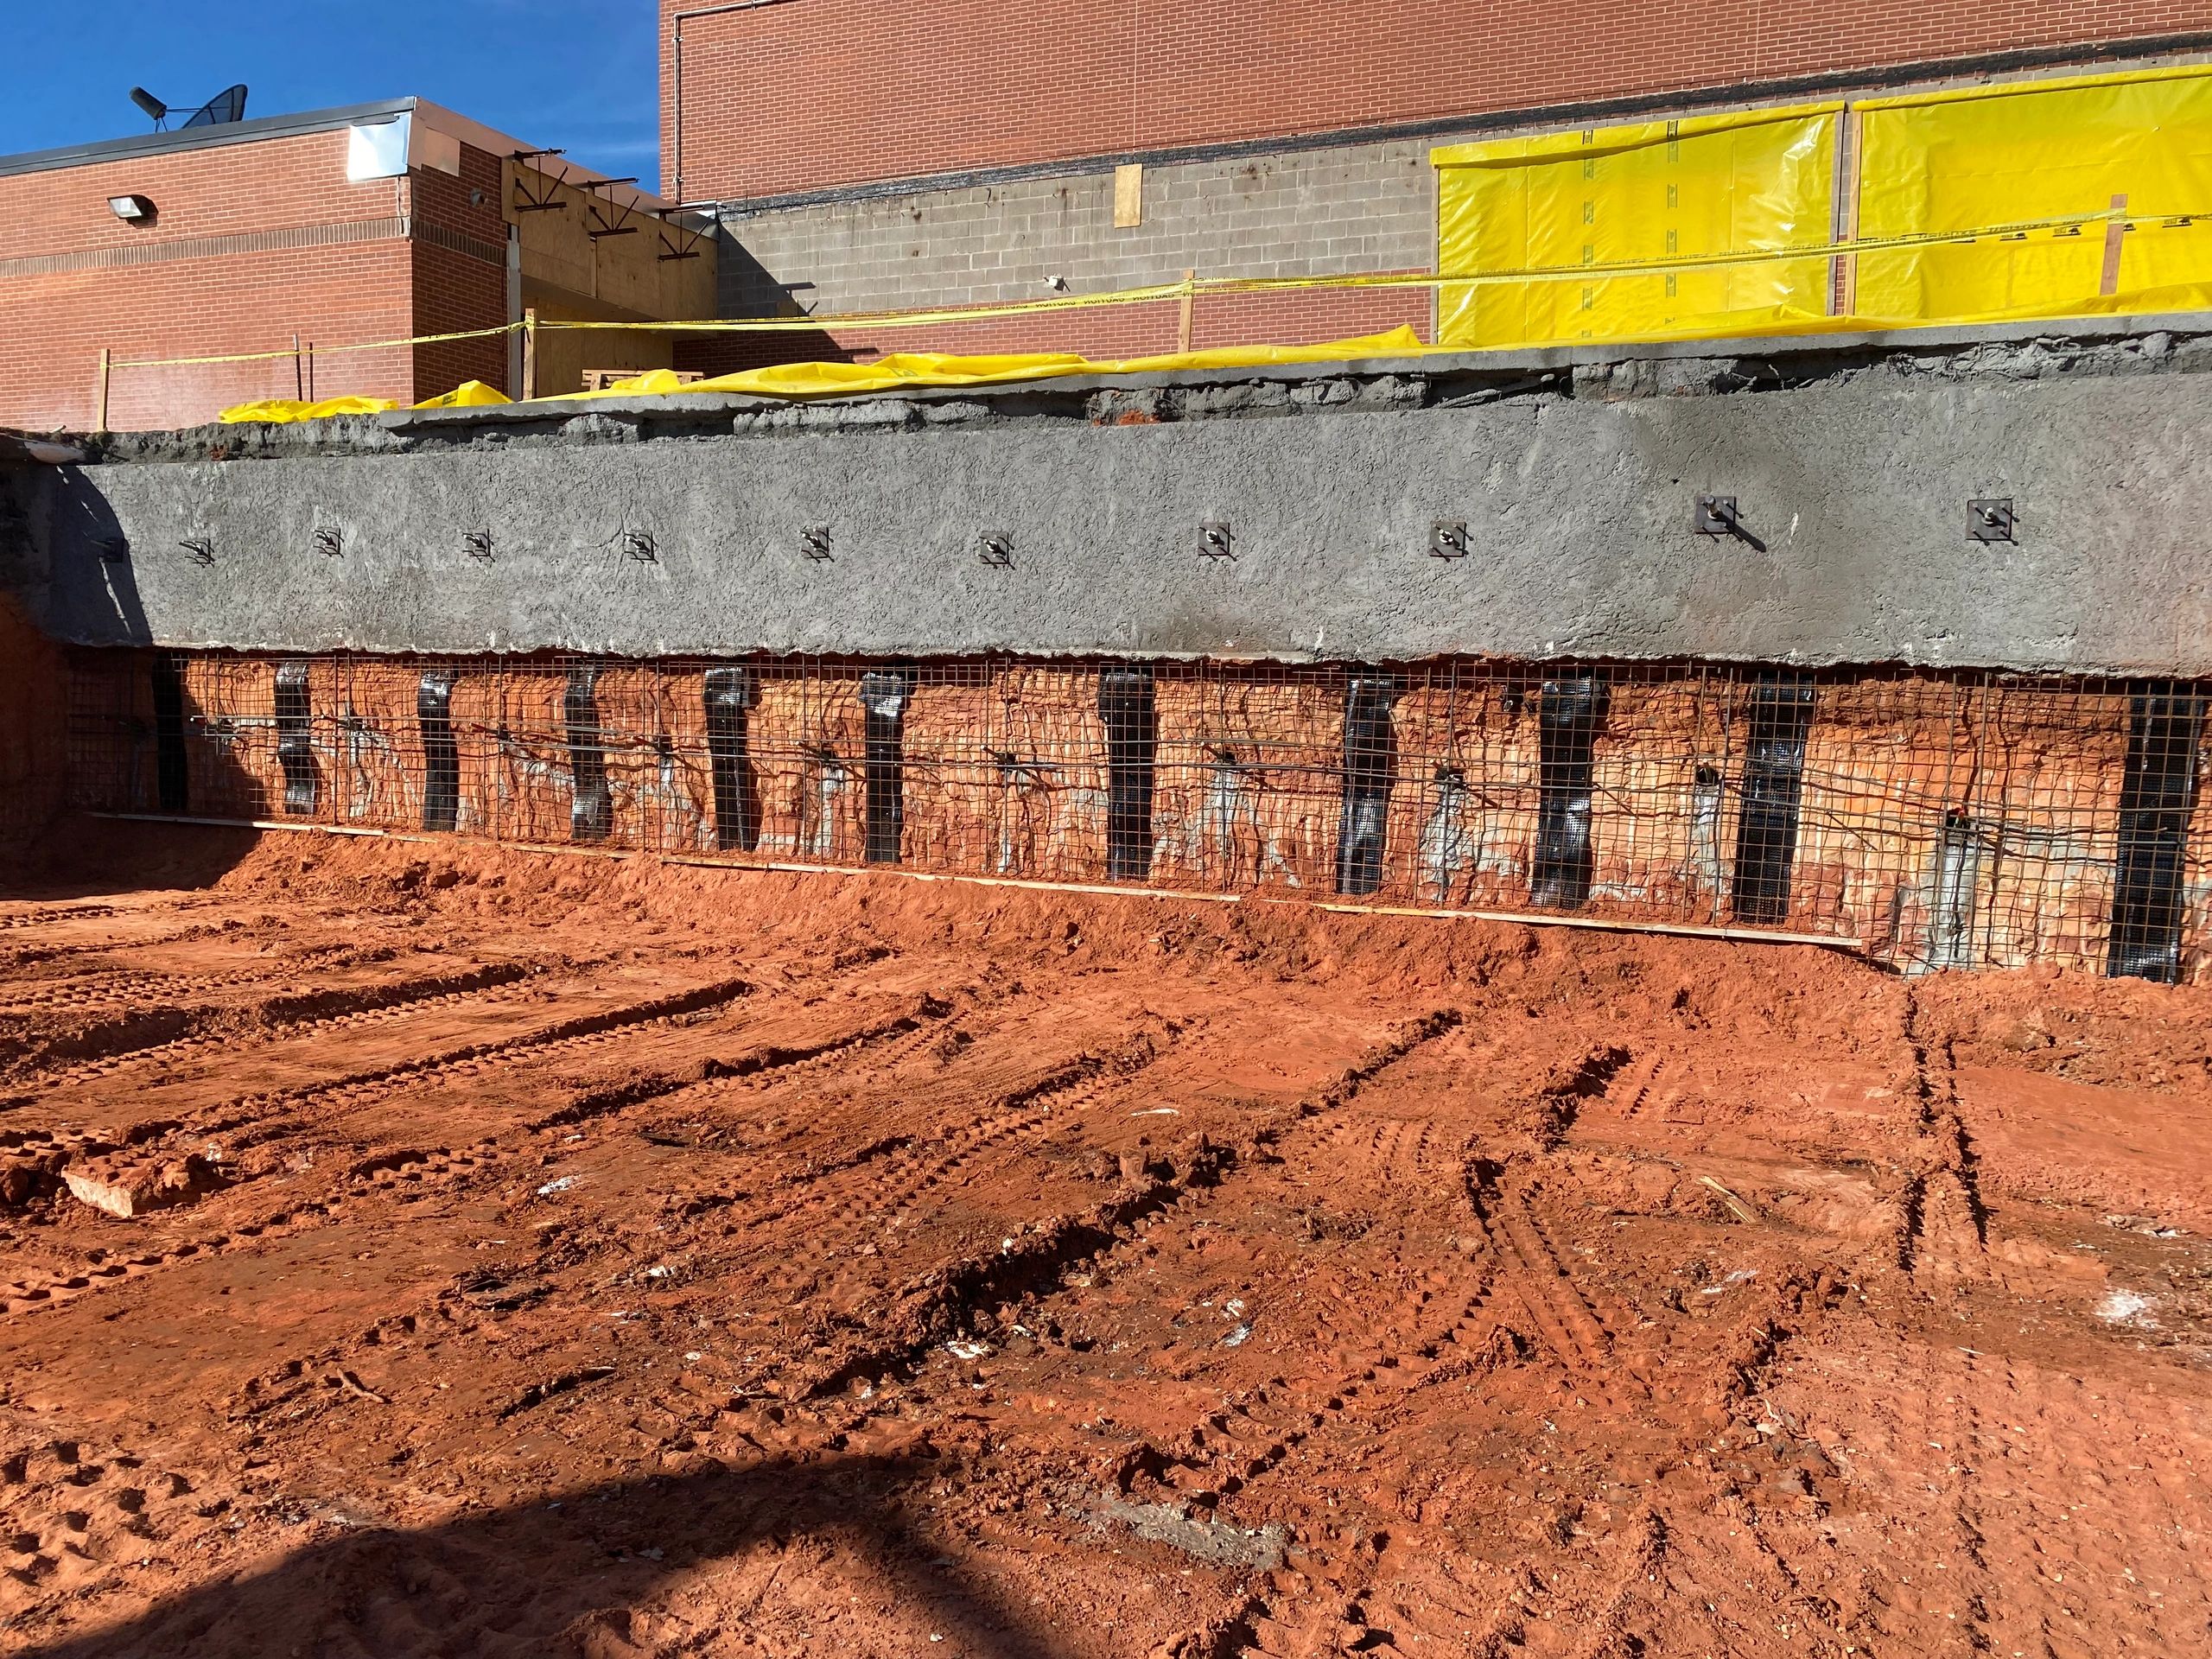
2 0 662 186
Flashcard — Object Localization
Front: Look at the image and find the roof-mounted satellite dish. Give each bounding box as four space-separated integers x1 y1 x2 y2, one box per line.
181 85 248 127
127 83 246 131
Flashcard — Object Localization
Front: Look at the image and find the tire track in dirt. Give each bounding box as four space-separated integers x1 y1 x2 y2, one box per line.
1897 986 1990 1288
764 1012 1464 1408
5 957 562 1106
0 905 118 931
0 1425 252 1624
0 976 774 1318
11 993 976 1417
1212 1034 1862 1659
0 940 383 1027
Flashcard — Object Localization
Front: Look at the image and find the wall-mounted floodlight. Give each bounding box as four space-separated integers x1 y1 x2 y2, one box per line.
108 194 156 221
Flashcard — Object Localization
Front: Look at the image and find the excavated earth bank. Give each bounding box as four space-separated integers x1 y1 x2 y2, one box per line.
1 823 2209 1657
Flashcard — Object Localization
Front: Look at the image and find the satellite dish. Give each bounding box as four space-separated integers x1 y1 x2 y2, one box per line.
181 85 248 127
129 86 168 129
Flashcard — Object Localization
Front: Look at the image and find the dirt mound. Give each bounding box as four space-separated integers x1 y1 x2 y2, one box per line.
3 825 2209 1656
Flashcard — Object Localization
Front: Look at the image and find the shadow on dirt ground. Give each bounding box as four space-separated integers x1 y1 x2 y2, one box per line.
0 819 262 906
23 1452 1068 1659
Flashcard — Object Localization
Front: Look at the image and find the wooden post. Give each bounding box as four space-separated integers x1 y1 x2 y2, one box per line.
93 348 111 433
1176 270 1195 354
1833 106 1862 317
292 333 304 400
522 307 538 401
2101 193 2130 298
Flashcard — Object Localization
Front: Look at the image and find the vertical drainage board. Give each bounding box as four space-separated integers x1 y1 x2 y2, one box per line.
1731 675 1815 925
1927 809 1985 969
149 655 189 813
1336 671 1399 896
1533 674 1606 909
417 671 459 832
2108 685 2204 982
1098 664 1158 880
704 665 761 852
274 661 318 817
859 667 915 865
565 665 612 844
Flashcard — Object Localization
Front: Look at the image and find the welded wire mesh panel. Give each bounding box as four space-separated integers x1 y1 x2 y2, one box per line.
60 648 2212 981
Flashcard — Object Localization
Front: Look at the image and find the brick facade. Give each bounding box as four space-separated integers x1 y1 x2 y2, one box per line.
2 105 714 433
679 4 2212 365
0 130 435 432
663 0 2212 204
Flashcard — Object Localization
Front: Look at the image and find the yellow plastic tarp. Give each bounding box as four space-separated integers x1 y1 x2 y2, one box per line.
1433 103 1841 349
412 379 512 410
553 327 1440 402
221 330 1445 421
1854 66 2212 325
219 380 511 424
218 393 399 423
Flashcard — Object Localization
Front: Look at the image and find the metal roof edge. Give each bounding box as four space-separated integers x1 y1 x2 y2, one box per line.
0 98 424 180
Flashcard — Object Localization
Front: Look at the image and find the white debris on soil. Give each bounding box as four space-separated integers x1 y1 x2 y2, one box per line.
1700 1268 1759 1296
2097 1288 2159 1326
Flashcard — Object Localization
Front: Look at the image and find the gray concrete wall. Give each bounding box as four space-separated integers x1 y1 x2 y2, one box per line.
6 327 2211 675
717 137 1435 321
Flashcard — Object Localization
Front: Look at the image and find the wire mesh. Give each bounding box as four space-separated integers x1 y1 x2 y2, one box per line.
61 648 2212 980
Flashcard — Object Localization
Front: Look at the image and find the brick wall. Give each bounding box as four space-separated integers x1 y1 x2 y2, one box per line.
0 128 517 434
410 143 515 398
663 0 2212 203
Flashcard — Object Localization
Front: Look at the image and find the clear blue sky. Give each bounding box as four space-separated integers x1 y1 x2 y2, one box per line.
0 0 661 187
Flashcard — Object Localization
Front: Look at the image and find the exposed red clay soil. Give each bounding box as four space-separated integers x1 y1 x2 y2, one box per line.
2 821 2210 1657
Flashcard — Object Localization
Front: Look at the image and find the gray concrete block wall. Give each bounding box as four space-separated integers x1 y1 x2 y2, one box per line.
716 137 1436 320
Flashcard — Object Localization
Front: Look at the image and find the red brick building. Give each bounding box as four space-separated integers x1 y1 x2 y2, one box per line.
661 0 2212 359
0 99 712 434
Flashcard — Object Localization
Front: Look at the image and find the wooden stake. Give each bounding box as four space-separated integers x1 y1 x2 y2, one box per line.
292 333 303 400
2101 193 2130 297
1834 106 1863 316
522 307 538 401
93 348 111 434
1176 270 1195 353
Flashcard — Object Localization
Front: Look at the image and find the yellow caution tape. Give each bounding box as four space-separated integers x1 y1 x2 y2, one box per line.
149 199 2190 380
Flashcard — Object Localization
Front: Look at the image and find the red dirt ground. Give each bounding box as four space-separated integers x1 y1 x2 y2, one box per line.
3 823 2210 1658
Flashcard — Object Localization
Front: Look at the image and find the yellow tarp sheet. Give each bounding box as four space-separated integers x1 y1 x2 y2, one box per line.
1433 104 1841 349
218 332 1441 423
1854 66 2212 325
218 380 512 423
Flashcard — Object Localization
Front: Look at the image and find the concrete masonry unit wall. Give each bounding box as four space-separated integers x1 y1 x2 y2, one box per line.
713 139 1437 363
8 325 2212 677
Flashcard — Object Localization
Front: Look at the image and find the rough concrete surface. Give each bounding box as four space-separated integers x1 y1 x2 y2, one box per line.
7 327 2212 672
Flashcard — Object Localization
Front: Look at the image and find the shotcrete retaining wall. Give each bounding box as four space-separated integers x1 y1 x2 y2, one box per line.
4 318 2211 673
6 318 2212 979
